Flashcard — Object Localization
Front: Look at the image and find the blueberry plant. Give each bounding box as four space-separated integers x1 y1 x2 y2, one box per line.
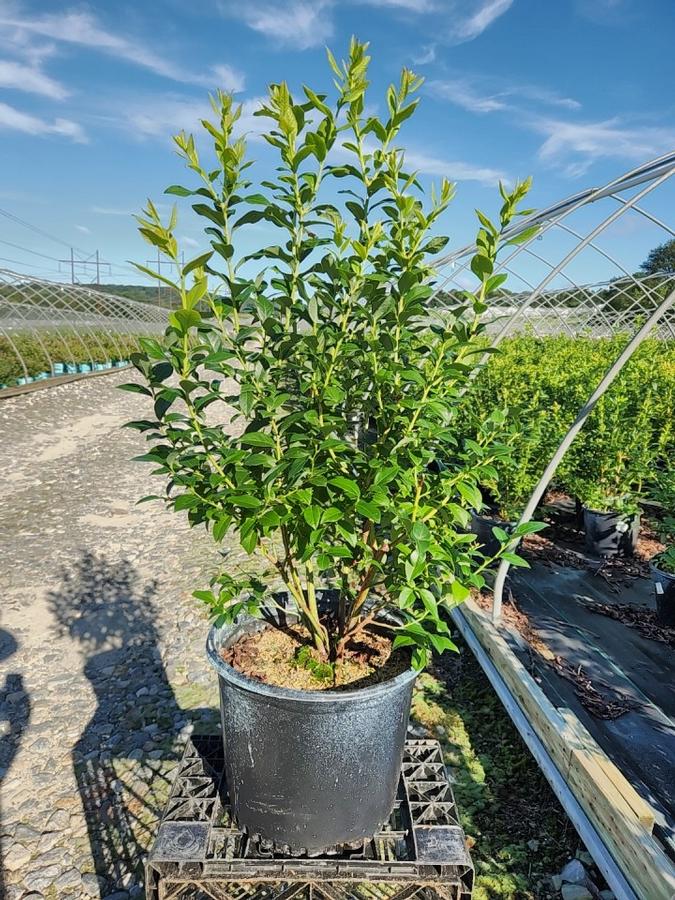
126 39 539 668
652 470 675 574
462 334 675 519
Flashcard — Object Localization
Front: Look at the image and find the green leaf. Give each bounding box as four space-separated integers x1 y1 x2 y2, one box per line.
303 506 322 528
118 383 152 396
457 481 482 509
450 581 470 603
240 527 257 554
507 225 539 246
356 499 380 523
514 520 548 536
165 184 193 197
230 495 262 509
169 308 201 333
501 551 530 568
492 526 510 544
234 209 267 228
240 432 276 448
174 493 199 510
412 522 430 543
183 251 213 276
470 253 493 279
321 507 342 523
213 517 231 542
131 262 178 290
330 476 360 501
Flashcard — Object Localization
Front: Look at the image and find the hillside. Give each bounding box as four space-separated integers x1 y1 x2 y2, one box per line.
92 283 181 309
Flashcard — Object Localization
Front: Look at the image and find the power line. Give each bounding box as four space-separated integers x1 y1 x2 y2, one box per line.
0 205 154 280
0 255 64 275
0 206 93 257
0 238 61 262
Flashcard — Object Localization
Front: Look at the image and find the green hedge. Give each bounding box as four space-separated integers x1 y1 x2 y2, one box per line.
0 330 141 385
462 334 675 516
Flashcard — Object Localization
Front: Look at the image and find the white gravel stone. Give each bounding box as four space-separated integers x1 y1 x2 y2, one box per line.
2 842 31 871
561 885 593 900
23 863 60 894
561 858 587 884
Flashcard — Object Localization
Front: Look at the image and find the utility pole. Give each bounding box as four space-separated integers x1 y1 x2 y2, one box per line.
145 253 184 308
58 249 110 285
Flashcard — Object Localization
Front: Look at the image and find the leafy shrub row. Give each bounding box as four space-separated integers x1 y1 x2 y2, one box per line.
0 330 141 385
462 334 675 516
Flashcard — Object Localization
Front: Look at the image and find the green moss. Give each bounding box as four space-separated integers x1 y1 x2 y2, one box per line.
293 645 336 683
413 651 577 899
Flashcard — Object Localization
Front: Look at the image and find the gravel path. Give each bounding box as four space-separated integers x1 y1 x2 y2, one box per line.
0 372 245 900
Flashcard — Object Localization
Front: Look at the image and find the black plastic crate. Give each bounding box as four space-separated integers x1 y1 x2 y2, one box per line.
145 735 473 900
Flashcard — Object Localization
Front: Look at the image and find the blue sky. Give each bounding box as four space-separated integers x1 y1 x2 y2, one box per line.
1 0 674 289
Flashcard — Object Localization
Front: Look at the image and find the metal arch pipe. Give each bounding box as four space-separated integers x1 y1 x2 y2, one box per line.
0 295 78 369
554 221 671 321
434 150 675 272
491 284 675 622
428 152 675 338
609 195 675 238
0 268 165 385
40 282 121 365
0 323 29 381
482 167 675 355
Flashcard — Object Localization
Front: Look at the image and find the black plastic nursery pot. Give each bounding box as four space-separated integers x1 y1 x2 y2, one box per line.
650 561 675 627
583 507 640 558
206 614 418 853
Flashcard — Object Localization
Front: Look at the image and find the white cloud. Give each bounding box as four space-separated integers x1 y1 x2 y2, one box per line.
92 206 132 216
336 133 505 186
222 0 334 50
362 0 437 10
428 76 580 114
447 0 513 42
513 85 580 111
404 149 506 186
181 236 200 247
428 79 507 113
211 64 246 93
412 44 436 64
226 0 511 49
0 7 245 90
76 224 91 233
0 58 69 99
0 100 86 141
530 116 675 176
112 93 266 142
574 0 633 26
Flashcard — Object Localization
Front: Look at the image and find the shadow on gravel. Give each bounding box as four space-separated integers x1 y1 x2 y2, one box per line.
0 627 31 896
48 550 214 898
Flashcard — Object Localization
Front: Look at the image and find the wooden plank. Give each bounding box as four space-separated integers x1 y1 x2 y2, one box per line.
458 600 675 900
559 709 655 830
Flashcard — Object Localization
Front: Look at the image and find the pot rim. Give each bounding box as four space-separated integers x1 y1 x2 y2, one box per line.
650 557 675 579
206 621 418 704
582 505 639 518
